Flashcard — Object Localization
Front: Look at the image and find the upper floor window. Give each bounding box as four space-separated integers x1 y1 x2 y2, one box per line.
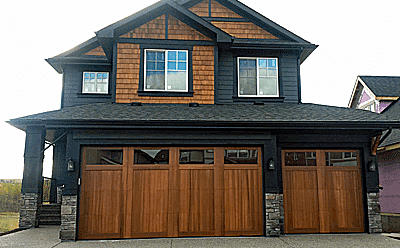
145 49 188 92
238 57 278 97
82 72 109 94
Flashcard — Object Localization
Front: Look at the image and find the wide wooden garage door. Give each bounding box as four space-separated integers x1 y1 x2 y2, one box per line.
79 147 262 239
282 150 364 234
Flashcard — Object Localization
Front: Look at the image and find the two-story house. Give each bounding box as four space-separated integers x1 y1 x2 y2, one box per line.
8 0 399 241
348 76 400 232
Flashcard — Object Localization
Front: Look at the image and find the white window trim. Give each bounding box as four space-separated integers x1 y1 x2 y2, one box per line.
237 57 279 97
82 72 109 94
144 49 188 92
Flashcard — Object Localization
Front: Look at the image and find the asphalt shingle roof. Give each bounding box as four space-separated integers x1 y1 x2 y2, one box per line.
8 102 398 127
359 76 400 97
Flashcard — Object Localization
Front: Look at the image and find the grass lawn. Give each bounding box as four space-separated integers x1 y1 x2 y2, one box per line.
0 212 19 234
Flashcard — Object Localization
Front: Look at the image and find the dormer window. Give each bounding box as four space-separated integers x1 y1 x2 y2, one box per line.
238 57 278 97
145 49 188 92
82 72 109 94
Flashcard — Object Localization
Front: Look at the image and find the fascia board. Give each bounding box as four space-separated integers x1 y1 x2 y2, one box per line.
348 77 363 108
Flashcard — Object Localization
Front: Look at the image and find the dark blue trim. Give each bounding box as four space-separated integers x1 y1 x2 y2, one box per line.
232 97 285 103
137 91 194 97
203 17 248 22
119 38 216 46
77 93 112 98
165 14 169 39
208 0 211 17
214 46 219 104
112 43 118 103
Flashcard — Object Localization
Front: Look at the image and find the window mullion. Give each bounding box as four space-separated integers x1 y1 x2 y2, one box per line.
256 58 259 96
164 50 168 91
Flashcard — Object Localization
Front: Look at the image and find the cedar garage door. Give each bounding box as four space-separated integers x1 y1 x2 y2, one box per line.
282 150 364 234
79 147 263 239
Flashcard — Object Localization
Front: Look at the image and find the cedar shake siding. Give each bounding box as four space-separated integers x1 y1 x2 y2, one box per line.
120 15 211 41
116 43 214 104
83 46 106 56
189 0 243 18
211 21 278 39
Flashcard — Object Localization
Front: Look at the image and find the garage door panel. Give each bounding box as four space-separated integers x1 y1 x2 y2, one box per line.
224 168 262 235
283 170 320 233
129 169 169 237
79 170 123 239
326 170 364 232
179 169 216 236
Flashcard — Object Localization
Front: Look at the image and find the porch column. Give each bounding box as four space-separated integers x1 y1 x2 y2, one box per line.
19 125 46 228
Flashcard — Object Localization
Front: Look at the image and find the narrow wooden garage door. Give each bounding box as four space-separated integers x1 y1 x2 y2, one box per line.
79 147 262 239
282 150 364 234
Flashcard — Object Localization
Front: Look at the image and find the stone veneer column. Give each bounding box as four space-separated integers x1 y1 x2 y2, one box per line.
265 193 284 236
367 192 383 233
19 193 41 228
59 195 78 241
19 126 46 228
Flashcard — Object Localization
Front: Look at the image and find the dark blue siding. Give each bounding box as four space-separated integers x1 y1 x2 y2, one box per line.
216 51 300 104
61 65 112 108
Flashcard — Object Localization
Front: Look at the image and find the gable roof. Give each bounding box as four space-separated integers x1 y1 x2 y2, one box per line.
359 76 400 98
8 102 399 132
46 0 317 70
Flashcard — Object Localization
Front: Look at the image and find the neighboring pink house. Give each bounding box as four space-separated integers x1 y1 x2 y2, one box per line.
349 76 400 232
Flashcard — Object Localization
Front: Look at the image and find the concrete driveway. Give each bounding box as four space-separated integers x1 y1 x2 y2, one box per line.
1 226 399 248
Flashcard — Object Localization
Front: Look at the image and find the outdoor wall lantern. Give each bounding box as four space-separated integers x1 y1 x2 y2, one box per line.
268 158 275 170
368 160 376 172
67 158 75 172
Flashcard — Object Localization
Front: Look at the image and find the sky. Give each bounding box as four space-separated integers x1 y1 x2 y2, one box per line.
0 0 399 179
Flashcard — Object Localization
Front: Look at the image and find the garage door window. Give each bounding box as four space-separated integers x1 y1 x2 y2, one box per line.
284 152 316 166
134 149 169 164
179 149 214 164
224 149 258 164
85 148 123 165
326 151 358 166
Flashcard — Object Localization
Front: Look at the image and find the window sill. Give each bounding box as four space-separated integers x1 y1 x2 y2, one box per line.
137 91 194 97
232 96 285 102
77 93 112 98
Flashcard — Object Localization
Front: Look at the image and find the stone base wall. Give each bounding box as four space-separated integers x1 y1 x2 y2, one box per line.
59 195 78 241
19 193 41 228
367 192 383 233
265 193 283 236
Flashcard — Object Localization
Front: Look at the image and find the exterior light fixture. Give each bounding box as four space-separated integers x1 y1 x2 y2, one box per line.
368 160 376 172
268 158 275 170
67 158 75 172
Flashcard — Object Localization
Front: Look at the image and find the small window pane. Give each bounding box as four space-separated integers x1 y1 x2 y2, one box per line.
168 61 176 70
284 152 316 166
224 149 258 164
259 59 267 68
168 51 177 61
326 152 358 166
134 149 169 164
178 62 186 70
147 61 156 70
147 52 156 61
86 149 123 165
156 62 165 71
179 150 214 164
84 82 95 93
267 68 277 77
268 59 277 68
178 51 186 61
259 68 267 77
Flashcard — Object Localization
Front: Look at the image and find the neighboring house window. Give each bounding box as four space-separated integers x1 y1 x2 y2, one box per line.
145 49 188 91
82 72 109 94
238 57 278 97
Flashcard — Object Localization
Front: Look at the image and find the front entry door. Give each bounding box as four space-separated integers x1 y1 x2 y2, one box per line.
282 150 364 234
79 146 262 239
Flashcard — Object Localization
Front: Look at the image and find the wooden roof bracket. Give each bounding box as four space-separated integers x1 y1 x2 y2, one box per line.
371 127 392 155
